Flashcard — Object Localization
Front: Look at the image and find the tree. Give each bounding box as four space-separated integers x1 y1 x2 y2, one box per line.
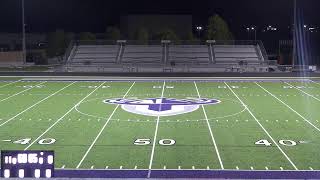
79 32 96 41
135 28 149 44
46 29 66 58
155 29 179 41
186 31 197 41
105 27 121 40
206 15 234 40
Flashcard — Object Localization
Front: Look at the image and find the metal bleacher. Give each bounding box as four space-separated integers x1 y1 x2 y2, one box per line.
213 45 262 65
71 45 119 65
168 45 210 65
65 40 270 72
121 45 163 64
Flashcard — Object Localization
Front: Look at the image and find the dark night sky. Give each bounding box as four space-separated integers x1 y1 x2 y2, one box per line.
0 0 319 34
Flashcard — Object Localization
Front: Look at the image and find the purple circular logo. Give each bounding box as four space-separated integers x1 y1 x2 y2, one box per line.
104 98 221 117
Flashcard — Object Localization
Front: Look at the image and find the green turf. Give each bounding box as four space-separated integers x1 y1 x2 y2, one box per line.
0 79 320 171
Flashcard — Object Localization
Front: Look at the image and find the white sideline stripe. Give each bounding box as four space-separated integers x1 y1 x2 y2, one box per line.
0 80 21 89
76 82 136 169
147 81 166 178
24 82 104 150
224 82 298 170
256 82 320 133
194 81 224 170
0 82 76 128
310 80 320 86
0 81 46 103
285 82 320 102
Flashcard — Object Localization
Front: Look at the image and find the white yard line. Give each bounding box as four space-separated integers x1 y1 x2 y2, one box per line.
0 80 21 89
284 82 320 102
224 82 298 170
24 82 106 150
76 82 136 168
256 82 320 133
0 81 46 103
194 81 224 170
0 82 76 128
147 81 166 178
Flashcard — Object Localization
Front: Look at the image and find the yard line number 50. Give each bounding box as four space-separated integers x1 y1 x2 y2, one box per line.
134 139 175 146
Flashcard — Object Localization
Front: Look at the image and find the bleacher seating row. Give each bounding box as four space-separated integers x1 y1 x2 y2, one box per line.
68 43 264 66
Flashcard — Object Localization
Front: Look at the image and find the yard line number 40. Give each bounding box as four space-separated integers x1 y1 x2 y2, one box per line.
255 139 297 147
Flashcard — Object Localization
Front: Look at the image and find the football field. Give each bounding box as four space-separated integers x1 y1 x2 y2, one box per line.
1 77 320 173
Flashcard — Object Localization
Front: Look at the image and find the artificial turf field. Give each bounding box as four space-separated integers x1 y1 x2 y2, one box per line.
1 77 320 172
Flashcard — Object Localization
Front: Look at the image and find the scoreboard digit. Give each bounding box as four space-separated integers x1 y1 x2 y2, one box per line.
1 150 54 178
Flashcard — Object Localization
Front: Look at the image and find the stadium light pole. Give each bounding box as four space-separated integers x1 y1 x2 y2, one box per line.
196 26 203 39
22 0 26 64
251 27 257 41
292 0 296 67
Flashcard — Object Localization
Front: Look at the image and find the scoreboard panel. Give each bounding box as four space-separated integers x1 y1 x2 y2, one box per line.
1 151 54 178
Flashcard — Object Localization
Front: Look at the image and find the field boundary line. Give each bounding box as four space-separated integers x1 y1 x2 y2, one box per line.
194 81 224 170
147 81 166 178
76 82 136 168
0 82 76 128
284 82 320 102
24 82 106 150
310 79 320 86
0 81 46 103
224 82 298 170
256 82 320 133
0 80 21 89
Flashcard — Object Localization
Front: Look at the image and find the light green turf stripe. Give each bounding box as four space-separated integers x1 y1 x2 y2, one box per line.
225 82 298 170
194 81 224 169
76 82 136 168
24 82 106 150
0 82 76 128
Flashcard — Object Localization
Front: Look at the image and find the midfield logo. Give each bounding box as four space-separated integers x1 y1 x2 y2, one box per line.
104 98 221 117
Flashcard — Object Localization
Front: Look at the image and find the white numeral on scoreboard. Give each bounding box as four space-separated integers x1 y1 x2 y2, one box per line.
134 139 175 146
255 139 298 147
12 138 56 145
